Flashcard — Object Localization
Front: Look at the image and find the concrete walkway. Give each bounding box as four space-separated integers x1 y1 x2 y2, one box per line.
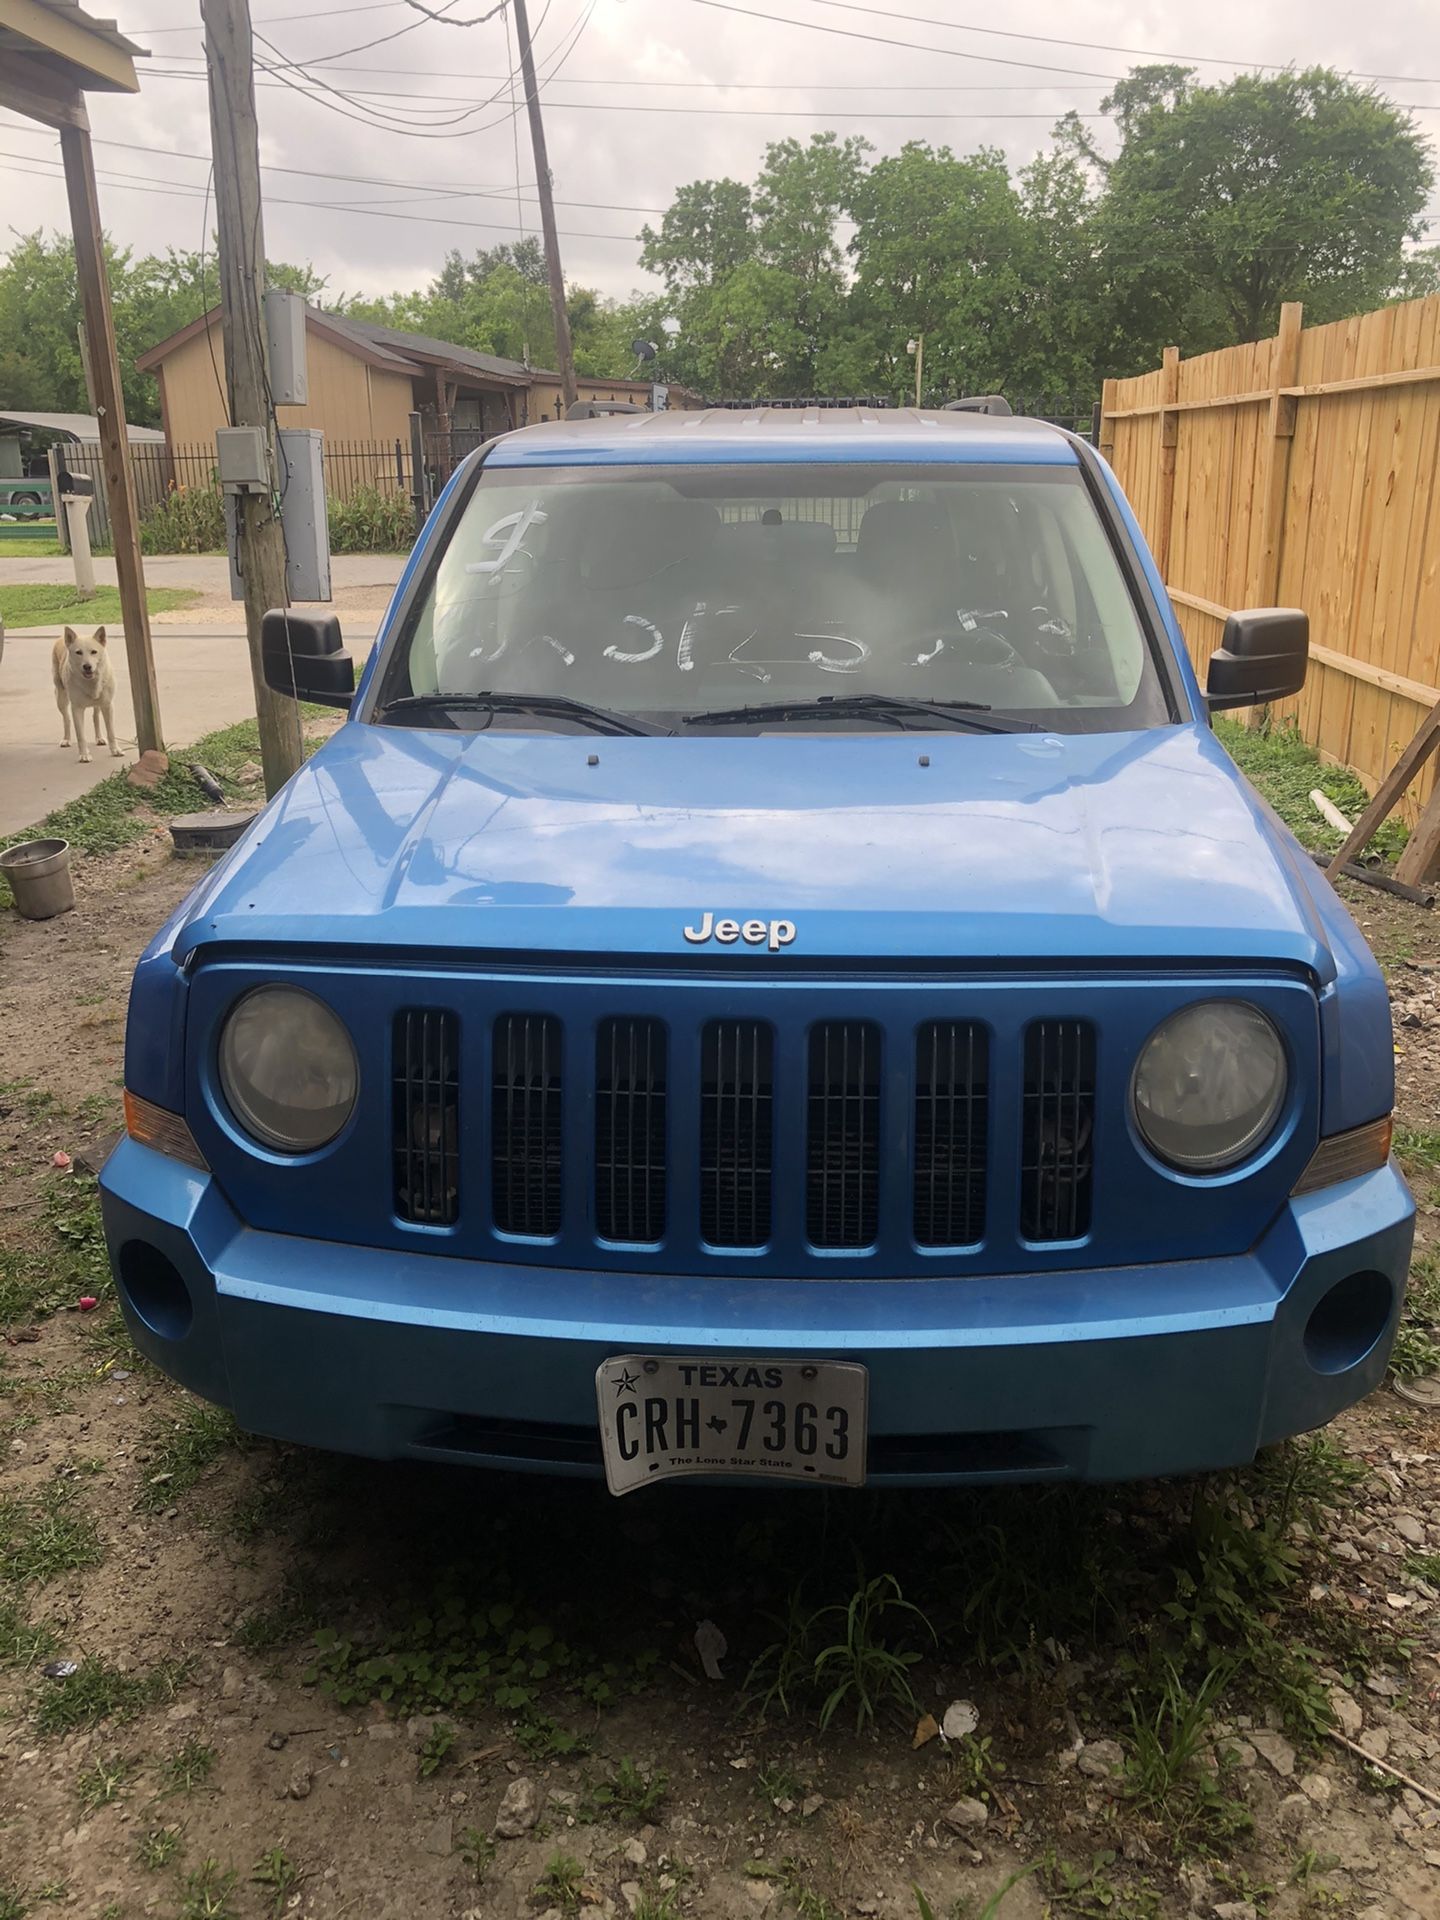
0 553 407 596
0 623 374 836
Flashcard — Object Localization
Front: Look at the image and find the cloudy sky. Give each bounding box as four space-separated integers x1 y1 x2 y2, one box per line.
3 0 1438 306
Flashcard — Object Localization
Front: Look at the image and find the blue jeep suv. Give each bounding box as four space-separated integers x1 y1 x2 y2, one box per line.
101 408 1414 1494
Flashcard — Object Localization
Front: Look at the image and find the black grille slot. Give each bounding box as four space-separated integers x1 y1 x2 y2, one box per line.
806 1022 880 1248
492 1014 563 1236
392 1010 460 1225
700 1020 774 1247
1021 1019 1096 1241
595 1017 668 1242
914 1021 988 1245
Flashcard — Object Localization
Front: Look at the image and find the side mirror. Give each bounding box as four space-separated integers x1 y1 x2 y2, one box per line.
1205 608 1308 712
261 610 355 709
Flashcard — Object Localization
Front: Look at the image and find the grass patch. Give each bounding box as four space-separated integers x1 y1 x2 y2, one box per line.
1391 1250 1440 1380
76 1753 138 1811
0 534 63 556
136 1401 243 1511
2 1172 111 1330
578 1756 667 1825
0 583 196 630
0 1595 58 1670
532 1852 587 1915
32 1654 188 1735
0 1482 103 1588
136 1827 184 1871
745 1569 934 1732
157 1735 216 1796
1214 714 1407 862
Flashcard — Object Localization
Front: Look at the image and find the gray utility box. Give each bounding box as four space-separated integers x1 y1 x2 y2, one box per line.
264 289 309 406
225 429 332 604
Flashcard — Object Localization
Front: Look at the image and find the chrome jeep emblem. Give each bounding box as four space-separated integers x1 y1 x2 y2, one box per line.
683 912 796 953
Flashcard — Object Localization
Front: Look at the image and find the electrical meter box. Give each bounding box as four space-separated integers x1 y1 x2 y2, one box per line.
264 289 309 406
215 426 269 495
224 428 331 604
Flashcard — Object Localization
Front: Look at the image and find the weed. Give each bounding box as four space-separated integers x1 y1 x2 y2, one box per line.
632 1891 684 1920
0 1596 57 1670
1405 1550 1440 1585
136 1826 184 1870
515 1711 591 1761
76 1752 137 1811
771 1860 842 1920
747 1570 934 1732
250 1847 302 1916
457 1827 496 1882
915 1868 1037 1920
1039 1851 1161 1920
157 1736 216 1795
417 1721 456 1777
580 1755 667 1825
178 1859 237 1920
1123 1661 1251 1853
0 1480 103 1587
756 1762 806 1810
532 1851 587 1914
1390 1252 1440 1379
0 1892 25 1920
136 1402 242 1511
945 1732 1005 1802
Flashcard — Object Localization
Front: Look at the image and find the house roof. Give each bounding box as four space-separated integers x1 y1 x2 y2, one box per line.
0 0 145 96
0 409 165 443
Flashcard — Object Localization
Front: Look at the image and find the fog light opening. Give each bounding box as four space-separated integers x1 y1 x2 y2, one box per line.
118 1241 193 1341
1303 1270 1393 1376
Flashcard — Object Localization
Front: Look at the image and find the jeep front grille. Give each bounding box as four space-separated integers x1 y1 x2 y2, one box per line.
393 1009 459 1225
700 1019 773 1247
492 1014 563 1237
595 1016 667 1243
914 1020 987 1246
1020 1018 1095 1242
392 1007 1100 1255
806 1021 880 1248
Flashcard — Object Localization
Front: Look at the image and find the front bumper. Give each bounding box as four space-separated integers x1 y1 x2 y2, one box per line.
100 1140 1414 1486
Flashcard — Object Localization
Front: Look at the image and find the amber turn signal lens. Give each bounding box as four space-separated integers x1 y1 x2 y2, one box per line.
123 1091 209 1171
1292 1115 1393 1196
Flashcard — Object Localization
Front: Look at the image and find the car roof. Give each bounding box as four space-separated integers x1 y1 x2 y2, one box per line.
486 406 1077 469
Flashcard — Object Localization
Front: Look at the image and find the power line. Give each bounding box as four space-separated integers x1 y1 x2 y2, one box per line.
144 67 1114 115
133 1 401 33
676 0 1127 82
0 121 669 209
758 0 1440 90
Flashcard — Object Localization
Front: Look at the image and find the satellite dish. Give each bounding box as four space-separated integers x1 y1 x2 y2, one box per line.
631 338 658 362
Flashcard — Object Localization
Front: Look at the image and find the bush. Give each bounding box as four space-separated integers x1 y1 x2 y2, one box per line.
138 483 225 555
328 483 415 554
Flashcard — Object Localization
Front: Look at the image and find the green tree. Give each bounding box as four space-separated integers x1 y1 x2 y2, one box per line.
1090 66 1435 365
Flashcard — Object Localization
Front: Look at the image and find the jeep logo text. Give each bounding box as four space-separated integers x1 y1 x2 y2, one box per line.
683 912 796 952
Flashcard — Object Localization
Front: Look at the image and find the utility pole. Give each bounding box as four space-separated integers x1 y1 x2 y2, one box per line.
512 0 577 413
201 0 303 797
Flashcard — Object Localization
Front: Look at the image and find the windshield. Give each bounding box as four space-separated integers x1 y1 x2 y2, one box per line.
378 460 1174 733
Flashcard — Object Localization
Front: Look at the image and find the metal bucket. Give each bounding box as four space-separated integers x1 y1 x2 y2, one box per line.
0 838 75 919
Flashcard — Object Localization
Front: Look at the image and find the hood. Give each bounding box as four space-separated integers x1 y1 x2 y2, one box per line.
171 721 1334 978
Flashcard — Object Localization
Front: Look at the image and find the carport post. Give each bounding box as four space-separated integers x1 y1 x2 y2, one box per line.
59 119 164 756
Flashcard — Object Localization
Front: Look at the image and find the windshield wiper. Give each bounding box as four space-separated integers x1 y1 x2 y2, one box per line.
681 693 1038 734
377 691 664 736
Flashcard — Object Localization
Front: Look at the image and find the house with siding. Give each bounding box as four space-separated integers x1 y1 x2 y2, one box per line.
136 303 682 456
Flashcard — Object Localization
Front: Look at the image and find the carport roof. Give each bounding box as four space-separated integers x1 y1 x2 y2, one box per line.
0 409 166 442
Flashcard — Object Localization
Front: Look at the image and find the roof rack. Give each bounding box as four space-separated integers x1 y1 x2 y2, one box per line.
942 395 1013 416
565 400 647 419
707 396 897 410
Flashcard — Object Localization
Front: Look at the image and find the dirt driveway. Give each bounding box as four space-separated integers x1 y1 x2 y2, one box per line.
1 797 1437 1920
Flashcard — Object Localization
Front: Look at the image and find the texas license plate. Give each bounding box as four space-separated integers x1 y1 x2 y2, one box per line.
595 1355 868 1496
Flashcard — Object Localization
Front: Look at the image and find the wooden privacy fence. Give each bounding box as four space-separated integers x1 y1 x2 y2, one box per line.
1098 293 1440 870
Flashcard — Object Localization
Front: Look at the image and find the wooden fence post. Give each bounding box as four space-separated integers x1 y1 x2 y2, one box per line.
1098 378 1117 463
1256 302 1304 607
1154 345 1181 581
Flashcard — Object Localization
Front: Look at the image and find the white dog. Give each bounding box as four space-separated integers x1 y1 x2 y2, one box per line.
52 625 122 765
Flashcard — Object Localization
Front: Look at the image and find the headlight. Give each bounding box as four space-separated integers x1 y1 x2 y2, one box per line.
1132 1000 1286 1173
218 987 358 1152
